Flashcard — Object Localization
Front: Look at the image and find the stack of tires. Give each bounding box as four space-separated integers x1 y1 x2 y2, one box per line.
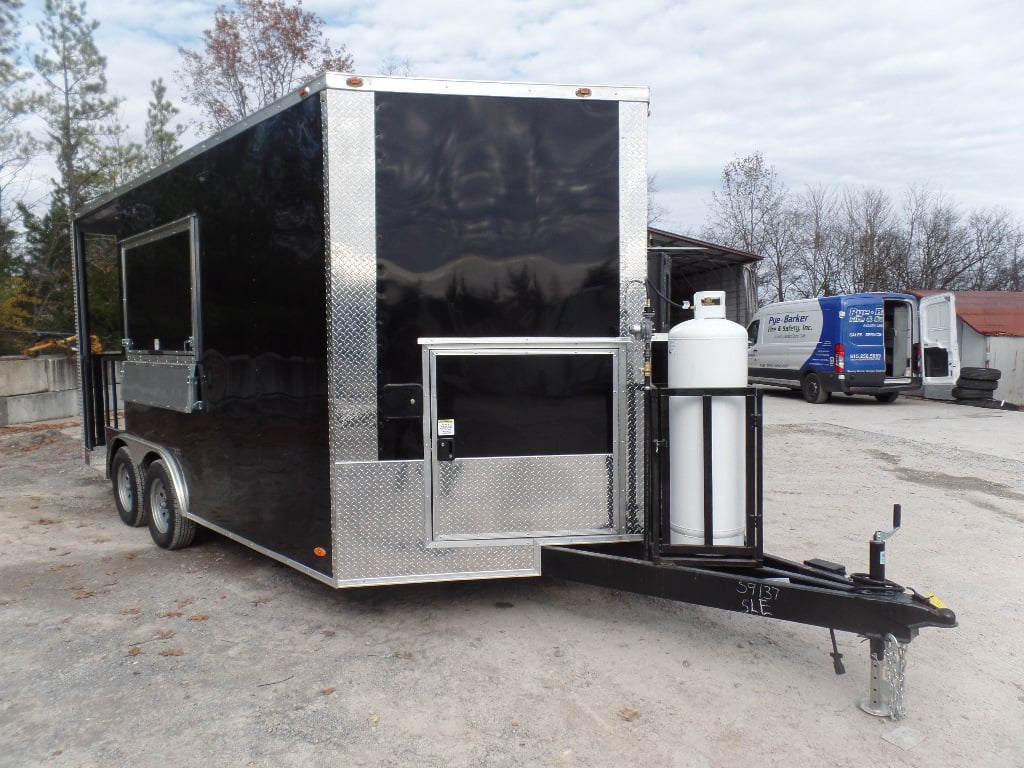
952 367 1001 403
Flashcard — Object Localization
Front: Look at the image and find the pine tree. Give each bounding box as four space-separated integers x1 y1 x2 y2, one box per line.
144 77 185 167
33 0 122 213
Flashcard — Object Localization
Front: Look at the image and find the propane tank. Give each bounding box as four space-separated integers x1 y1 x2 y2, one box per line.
667 291 748 546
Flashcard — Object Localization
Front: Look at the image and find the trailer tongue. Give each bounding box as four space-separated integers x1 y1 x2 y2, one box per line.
543 510 956 720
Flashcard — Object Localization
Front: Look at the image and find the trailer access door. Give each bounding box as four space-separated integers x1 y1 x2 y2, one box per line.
422 339 626 542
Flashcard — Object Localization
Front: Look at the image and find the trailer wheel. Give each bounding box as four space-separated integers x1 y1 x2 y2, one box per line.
958 367 1000 381
874 392 899 403
145 460 196 550
111 448 145 527
802 373 830 404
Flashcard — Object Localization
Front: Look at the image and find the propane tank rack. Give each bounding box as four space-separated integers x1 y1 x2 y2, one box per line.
645 384 764 567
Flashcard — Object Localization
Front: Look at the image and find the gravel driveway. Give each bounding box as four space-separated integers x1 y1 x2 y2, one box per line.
1 393 1022 767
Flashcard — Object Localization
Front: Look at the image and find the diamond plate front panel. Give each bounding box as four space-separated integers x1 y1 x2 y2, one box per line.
433 455 614 539
332 461 537 584
620 100 648 534
323 89 378 462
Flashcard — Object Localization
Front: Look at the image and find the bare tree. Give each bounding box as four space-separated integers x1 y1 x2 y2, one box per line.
647 173 668 226
900 185 974 290
705 151 794 303
963 207 1022 290
792 184 843 297
836 187 900 292
177 0 354 134
379 57 413 76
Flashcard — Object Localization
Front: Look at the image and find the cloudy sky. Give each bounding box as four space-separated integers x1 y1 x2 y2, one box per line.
17 0 1024 234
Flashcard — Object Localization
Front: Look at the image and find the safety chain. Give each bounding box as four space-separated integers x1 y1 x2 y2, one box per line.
884 633 908 720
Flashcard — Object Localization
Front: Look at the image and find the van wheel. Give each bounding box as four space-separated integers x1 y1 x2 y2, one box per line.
145 460 196 550
874 393 899 403
801 373 830 404
111 448 145 527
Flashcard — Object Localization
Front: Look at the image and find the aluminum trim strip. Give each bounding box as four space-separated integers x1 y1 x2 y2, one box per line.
619 100 648 534
322 73 649 102
323 88 379 463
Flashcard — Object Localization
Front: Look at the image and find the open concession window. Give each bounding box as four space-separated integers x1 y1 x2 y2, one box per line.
121 216 199 354
119 216 203 413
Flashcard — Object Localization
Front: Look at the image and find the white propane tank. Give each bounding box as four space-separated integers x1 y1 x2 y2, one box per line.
667 290 748 545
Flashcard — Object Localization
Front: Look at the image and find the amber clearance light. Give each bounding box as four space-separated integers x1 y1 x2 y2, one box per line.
347 77 365 88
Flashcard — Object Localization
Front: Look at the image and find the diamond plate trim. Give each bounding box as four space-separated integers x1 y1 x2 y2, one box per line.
332 461 537 583
323 89 378 463
433 455 614 538
620 100 648 533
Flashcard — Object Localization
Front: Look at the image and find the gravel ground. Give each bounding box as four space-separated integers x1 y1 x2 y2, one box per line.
1 393 1022 767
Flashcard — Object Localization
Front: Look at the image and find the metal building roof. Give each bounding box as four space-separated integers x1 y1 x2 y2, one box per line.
647 228 761 274
909 291 1024 337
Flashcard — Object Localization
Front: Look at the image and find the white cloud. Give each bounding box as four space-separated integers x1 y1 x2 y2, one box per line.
15 0 1024 233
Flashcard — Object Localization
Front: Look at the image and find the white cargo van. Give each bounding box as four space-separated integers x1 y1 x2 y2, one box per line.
746 292 959 403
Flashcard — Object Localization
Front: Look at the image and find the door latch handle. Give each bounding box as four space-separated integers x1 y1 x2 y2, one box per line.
437 438 455 461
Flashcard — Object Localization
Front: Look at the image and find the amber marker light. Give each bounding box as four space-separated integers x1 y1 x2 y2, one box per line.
347 77 365 88
313 547 327 557
297 87 310 97
575 87 592 97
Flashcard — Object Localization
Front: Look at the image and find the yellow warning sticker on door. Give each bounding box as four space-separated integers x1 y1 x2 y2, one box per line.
437 419 455 437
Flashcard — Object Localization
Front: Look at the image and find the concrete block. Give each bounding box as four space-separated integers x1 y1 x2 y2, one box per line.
0 357 49 396
0 389 81 426
0 356 79 397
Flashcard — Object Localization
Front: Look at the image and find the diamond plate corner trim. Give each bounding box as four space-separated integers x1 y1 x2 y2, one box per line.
432 455 614 538
619 100 648 533
332 460 537 583
323 88 379 464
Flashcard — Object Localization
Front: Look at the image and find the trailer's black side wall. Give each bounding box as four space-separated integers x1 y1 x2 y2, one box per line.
374 93 621 460
76 97 332 576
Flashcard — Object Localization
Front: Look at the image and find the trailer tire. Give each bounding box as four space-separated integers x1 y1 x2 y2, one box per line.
145 460 196 550
952 387 992 401
801 372 830 404
874 392 899 403
956 377 998 391
111 448 145 527
958 367 1000 381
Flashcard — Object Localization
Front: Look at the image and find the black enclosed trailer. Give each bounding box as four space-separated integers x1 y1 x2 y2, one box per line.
74 75 651 585
73 75 954 717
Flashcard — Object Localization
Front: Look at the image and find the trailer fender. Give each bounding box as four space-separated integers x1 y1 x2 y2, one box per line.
114 435 192 522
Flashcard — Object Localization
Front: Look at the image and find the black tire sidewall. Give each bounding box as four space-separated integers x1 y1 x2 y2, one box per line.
111 448 144 527
959 367 1001 381
952 387 992 401
144 460 195 550
956 378 998 391
802 373 829 404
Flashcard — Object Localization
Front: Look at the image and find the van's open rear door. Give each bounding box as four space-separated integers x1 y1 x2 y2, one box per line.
919 293 960 386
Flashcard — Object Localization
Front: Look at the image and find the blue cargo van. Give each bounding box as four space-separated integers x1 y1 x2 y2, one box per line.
746 292 959 403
